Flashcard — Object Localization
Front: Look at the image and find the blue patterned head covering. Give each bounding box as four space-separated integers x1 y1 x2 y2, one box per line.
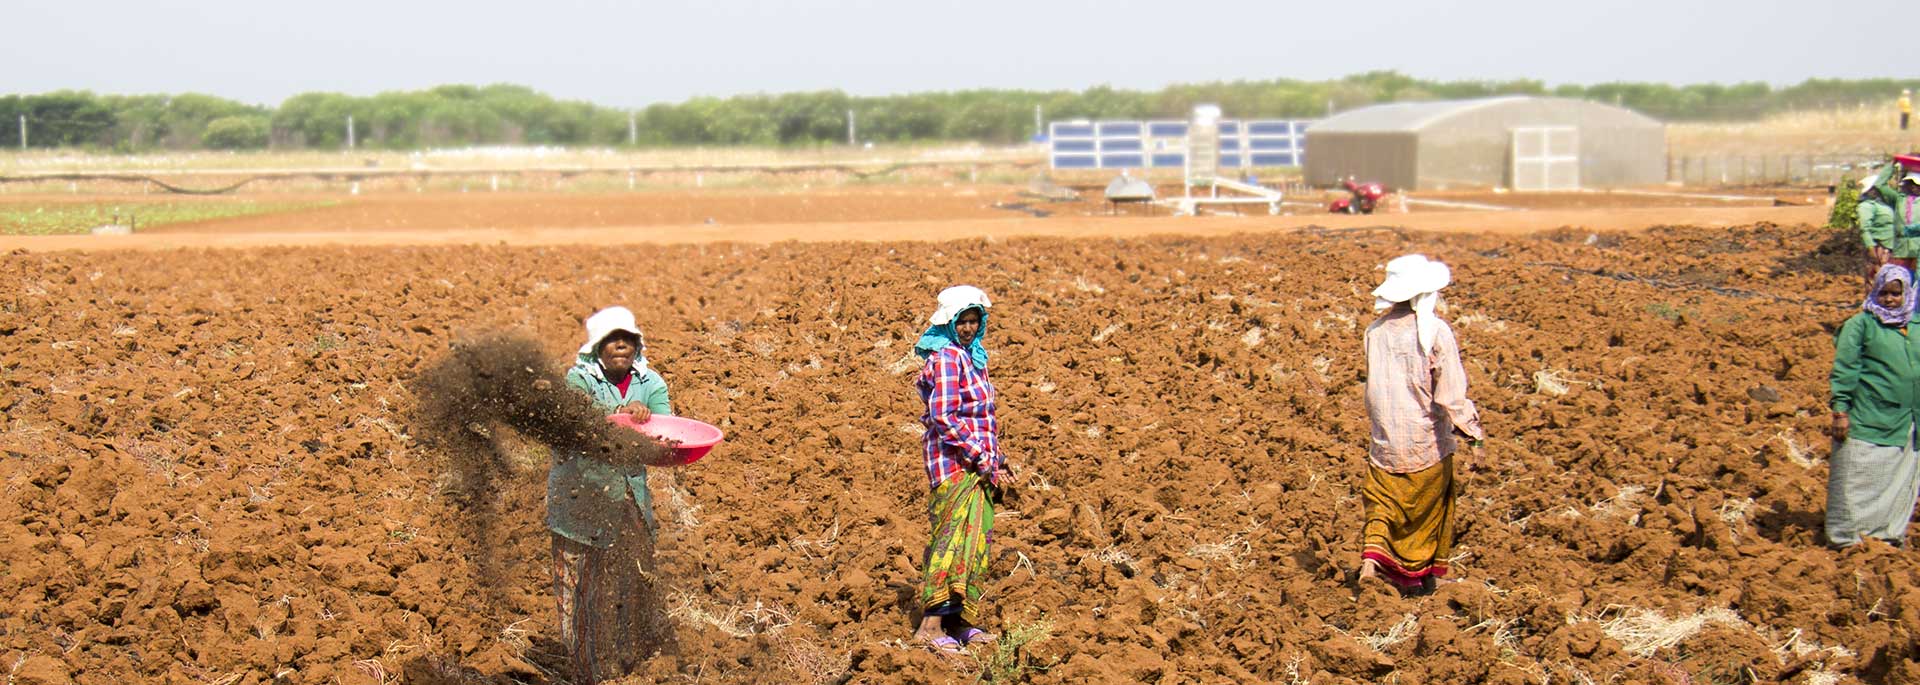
912 285 991 370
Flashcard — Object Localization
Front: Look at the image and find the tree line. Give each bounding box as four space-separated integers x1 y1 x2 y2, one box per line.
2 73 1916 151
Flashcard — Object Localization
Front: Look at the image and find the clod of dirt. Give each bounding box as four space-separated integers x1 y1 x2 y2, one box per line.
13 656 73 685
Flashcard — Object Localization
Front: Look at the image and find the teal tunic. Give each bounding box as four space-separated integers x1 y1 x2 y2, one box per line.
546 360 672 547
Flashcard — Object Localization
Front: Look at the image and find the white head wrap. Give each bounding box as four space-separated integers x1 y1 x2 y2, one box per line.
1371 254 1453 356
928 285 992 324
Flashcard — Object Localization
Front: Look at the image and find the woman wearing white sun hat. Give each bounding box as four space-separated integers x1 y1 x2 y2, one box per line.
1358 255 1485 594
548 305 675 683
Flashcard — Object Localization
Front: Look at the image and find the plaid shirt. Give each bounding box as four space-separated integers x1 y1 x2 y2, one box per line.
1363 309 1484 473
918 346 1001 488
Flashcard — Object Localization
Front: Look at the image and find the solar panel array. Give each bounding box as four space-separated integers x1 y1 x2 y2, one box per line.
1049 119 1312 171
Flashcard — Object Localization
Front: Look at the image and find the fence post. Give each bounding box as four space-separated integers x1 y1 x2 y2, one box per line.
346 115 356 150
18 114 24 149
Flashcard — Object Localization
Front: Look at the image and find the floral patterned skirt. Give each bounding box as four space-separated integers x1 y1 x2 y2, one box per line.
919 472 996 624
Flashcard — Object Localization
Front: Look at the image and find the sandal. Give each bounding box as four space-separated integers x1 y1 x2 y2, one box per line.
922 635 965 656
957 627 998 646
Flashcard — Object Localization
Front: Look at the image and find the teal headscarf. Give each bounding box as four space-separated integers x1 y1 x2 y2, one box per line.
913 304 989 370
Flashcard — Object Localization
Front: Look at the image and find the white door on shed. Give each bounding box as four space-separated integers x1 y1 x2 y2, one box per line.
1509 126 1580 191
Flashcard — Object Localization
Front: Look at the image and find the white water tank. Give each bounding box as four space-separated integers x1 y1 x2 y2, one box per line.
1188 104 1222 182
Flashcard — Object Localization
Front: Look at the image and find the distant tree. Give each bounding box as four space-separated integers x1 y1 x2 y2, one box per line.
157 93 262 148
772 91 851 145
272 92 357 148
202 115 270 149
0 95 24 147
22 91 115 147
15 74 1920 150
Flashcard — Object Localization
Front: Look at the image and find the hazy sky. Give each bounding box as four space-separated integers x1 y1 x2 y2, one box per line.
6 0 1894 107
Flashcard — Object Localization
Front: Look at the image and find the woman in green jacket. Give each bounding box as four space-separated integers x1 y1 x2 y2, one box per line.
1827 265 1920 548
1859 173 1902 281
549 305 675 683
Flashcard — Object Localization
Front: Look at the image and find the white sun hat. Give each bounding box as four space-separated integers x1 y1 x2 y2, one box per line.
580 306 645 356
928 285 992 324
1372 254 1452 304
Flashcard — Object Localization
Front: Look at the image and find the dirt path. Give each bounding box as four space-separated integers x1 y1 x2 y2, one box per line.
0 205 1827 252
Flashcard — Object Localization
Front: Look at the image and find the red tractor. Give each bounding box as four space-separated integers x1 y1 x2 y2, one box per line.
1329 177 1386 214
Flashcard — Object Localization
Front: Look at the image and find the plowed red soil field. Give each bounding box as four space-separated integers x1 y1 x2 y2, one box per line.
3 213 1914 684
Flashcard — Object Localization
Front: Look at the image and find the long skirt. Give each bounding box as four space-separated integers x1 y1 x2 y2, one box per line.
920 472 996 625
552 498 672 684
1825 434 1920 547
1361 456 1457 589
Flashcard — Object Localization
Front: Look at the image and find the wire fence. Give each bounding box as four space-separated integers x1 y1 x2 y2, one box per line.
1665 154 1885 187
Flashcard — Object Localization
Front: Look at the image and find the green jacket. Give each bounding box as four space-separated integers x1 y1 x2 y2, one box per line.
1831 312 1920 446
1867 164 1920 254
1861 196 1901 251
1896 194 1920 252
545 360 672 547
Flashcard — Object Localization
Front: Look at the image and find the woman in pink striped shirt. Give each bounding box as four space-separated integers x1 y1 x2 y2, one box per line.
910 285 1017 656
1359 255 1485 594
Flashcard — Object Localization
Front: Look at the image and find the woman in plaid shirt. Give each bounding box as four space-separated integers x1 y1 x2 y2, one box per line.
910 285 1017 656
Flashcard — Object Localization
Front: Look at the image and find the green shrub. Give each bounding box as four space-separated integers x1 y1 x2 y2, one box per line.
1829 175 1860 229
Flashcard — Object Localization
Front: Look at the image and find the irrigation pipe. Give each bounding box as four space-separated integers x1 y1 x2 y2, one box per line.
1527 261 1843 309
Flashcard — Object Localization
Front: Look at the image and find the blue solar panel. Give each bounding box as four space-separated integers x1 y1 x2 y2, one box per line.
1048 118 1312 170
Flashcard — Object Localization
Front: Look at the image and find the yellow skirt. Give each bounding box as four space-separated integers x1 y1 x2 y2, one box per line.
1361 456 1456 589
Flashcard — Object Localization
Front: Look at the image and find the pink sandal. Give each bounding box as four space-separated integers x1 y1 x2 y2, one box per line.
957 627 998 645
923 635 965 656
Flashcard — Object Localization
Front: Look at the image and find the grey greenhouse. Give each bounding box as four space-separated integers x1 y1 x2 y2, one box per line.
1303 96 1666 191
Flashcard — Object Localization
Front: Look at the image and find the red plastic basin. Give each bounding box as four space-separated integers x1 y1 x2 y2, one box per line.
1896 154 1920 172
607 414 724 465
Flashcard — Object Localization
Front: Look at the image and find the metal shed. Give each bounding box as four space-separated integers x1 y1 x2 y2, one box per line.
1303 96 1666 191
